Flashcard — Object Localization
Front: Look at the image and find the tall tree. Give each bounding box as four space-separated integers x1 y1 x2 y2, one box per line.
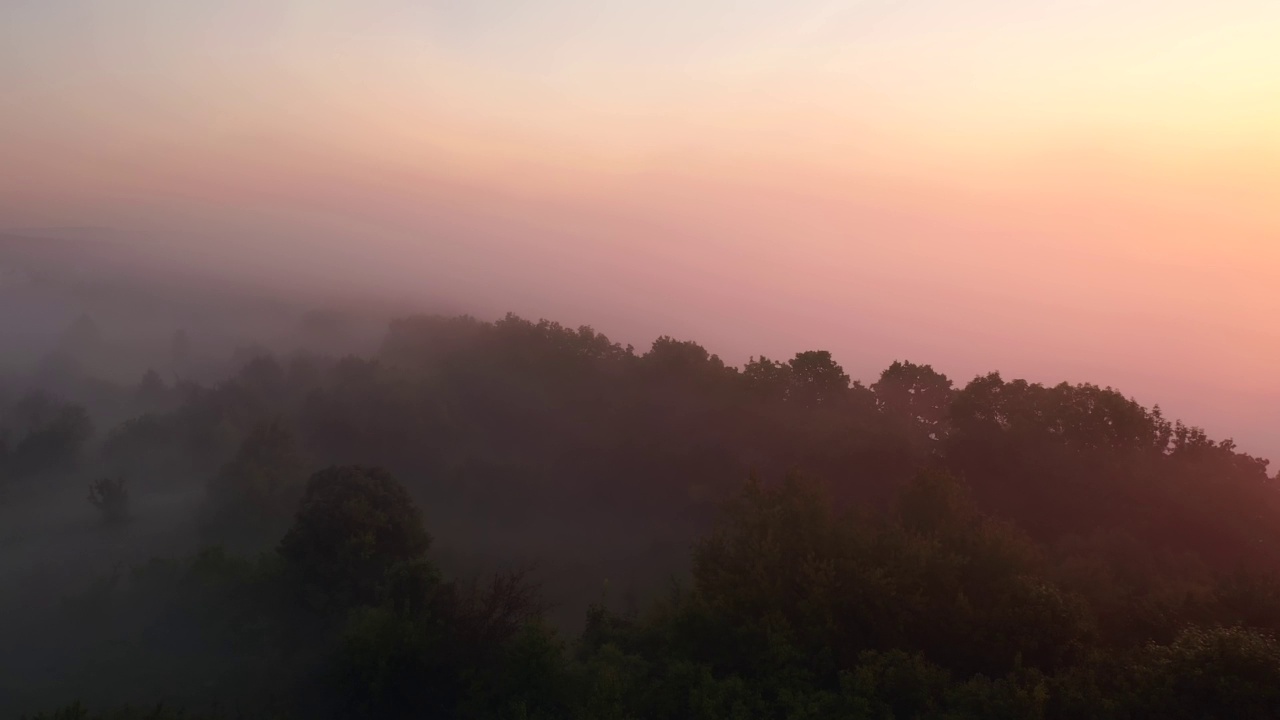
279 465 432 611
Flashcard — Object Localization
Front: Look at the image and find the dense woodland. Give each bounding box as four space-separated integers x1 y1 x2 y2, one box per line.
3 311 1280 718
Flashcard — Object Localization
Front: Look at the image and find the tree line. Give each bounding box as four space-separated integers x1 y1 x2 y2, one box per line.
2 311 1278 718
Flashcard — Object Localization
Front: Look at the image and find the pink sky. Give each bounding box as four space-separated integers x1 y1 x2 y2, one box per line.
1 0 1278 459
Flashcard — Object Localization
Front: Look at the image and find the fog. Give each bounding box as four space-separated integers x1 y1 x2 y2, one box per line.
5 1 1280 717
5 1 1277 461
4 208 1280 718
11 172 1274 463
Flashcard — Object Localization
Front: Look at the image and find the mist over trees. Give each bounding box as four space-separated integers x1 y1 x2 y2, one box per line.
3 307 1280 719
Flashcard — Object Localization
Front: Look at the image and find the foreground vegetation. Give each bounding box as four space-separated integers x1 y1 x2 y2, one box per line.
23 466 1280 719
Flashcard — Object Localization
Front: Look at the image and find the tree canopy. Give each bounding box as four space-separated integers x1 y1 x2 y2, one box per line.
5 310 1280 719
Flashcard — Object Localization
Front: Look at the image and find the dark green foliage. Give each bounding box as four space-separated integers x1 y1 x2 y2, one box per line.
27 467 1280 720
326 600 568 720
325 606 455 718
91 311 1278 566
12 311 1280 719
1127 626 1280 719
278 466 432 612
46 548 296 717
571 473 1082 715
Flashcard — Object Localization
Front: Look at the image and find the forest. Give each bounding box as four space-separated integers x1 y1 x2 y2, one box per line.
3 310 1280 719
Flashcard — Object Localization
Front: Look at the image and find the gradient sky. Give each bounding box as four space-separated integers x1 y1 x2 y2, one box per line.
2 1 1278 459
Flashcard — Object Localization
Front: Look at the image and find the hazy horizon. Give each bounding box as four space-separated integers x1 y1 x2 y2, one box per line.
3 0 1277 462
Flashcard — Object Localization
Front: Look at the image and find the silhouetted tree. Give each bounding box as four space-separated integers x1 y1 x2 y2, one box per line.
873 360 955 443
786 350 850 407
743 355 791 403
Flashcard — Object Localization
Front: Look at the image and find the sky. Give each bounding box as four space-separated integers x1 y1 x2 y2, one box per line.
1 0 1278 458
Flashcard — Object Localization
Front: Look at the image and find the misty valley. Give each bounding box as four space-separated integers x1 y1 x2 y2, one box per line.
6 0 1280 715
3 249 1280 720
